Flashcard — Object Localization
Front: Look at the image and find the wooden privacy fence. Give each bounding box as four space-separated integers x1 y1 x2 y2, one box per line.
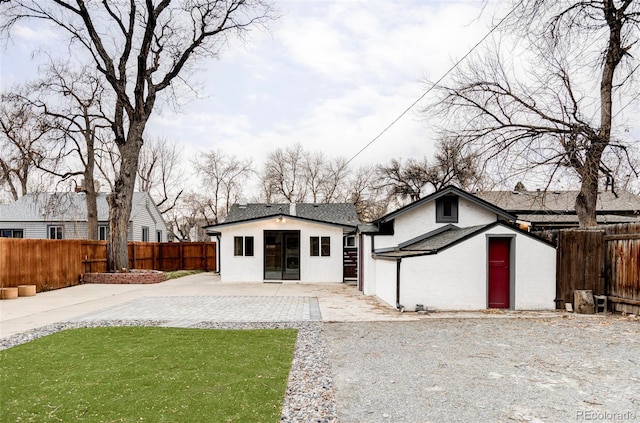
0 239 216 292
556 223 640 314
81 242 217 273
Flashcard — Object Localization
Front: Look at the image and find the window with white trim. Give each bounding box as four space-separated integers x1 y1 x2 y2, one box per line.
48 225 64 239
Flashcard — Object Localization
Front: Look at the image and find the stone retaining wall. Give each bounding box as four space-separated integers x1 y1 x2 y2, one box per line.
82 270 166 284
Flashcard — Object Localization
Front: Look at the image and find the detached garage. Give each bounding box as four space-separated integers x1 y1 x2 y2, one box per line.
362 186 557 311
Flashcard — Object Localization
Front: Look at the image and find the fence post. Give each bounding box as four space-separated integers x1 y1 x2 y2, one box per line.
202 243 207 271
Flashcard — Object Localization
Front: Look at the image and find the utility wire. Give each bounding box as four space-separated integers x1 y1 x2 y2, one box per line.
343 1 523 167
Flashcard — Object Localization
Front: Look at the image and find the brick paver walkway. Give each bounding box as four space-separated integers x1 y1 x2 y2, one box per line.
69 296 321 326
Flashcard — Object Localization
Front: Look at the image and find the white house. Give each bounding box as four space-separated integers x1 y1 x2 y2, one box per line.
205 203 360 283
360 186 557 311
0 192 168 242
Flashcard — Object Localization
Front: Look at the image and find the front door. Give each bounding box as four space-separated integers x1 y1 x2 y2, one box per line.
488 238 510 308
264 230 300 280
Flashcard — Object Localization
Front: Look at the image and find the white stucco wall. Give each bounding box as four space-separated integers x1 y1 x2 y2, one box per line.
375 196 499 250
371 225 556 311
513 233 557 309
372 258 398 308
361 235 377 296
218 217 346 283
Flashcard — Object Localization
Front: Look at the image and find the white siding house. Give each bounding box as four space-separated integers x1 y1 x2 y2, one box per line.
205 203 360 283
361 186 557 311
0 192 167 242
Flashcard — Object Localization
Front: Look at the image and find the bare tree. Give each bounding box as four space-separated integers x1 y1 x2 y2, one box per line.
2 1 274 270
262 143 307 203
164 192 207 242
431 0 639 227
376 157 435 204
137 137 184 215
192 150 253 224
431 137 483 191
0 88 53 201
349 165 389 222
28 65 112 239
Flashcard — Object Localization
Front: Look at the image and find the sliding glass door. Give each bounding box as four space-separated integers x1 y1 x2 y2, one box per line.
264 230 300 280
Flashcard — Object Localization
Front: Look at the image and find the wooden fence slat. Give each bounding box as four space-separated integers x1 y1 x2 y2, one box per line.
554 223 639 313
0 239 216 292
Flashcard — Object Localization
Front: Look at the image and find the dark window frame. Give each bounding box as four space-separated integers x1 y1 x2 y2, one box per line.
436 196 459 223
0 229 24 238
98 225 108 241
310 236 331 257
48 225 64 240
234 236 254 256
244 236 254 256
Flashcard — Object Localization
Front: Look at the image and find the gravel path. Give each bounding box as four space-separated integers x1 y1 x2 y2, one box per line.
324 316 640 423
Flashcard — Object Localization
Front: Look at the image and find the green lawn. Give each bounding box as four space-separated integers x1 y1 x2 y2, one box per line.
0 327 298 423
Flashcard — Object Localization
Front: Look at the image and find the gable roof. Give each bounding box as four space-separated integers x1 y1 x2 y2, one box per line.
477 190 640 214
206 203 361 230
0 192 160 223
374 221 555 258
376 185 515 224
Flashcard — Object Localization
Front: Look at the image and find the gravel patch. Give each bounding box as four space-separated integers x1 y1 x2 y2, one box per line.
324 315 640 423
0 320 337 423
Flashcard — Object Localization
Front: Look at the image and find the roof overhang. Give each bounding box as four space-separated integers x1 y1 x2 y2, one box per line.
204 213 357 235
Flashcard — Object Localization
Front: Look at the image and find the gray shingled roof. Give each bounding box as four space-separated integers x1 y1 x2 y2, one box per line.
375 224 491 258
219 203 361 227
0 192 154 222
477 190 640 213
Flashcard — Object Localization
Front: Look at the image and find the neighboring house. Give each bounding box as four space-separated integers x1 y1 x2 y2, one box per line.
477 189 640 231
360 186 557 311
0 192 167 242
204 203 361 283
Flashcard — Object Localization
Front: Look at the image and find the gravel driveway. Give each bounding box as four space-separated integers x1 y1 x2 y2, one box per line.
324 315 640 423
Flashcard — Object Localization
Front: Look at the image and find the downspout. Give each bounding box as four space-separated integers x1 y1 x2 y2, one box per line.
215 234 221 273
396 258 404 312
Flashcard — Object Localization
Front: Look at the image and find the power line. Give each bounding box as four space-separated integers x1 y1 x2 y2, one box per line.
343 1 523 167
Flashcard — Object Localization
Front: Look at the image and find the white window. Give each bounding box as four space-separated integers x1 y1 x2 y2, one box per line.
48 225 64 239
156 230 162 243
344 236 356 247
142 226 149 242
98 225 108 240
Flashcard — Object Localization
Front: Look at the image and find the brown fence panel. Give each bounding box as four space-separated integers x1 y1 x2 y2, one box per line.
555 230 605 309
154 242 216 271
605 223 640 314
128 242 156 270
157 243 182 271
81 240 107 273
0 239 84 291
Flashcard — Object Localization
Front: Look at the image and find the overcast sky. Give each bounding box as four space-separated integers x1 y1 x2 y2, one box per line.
0 1 506 172
2 0 636 195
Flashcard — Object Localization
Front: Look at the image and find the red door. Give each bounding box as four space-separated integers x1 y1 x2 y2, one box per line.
488 238 510 308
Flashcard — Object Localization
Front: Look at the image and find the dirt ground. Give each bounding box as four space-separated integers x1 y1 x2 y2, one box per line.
324 315 640 423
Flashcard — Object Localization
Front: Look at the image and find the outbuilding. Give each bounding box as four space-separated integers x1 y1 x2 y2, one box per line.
361 186 557 311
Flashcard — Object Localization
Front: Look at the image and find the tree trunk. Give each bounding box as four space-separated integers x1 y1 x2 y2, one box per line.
107 126 144 271
575 0 625 229
85 128 98 240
